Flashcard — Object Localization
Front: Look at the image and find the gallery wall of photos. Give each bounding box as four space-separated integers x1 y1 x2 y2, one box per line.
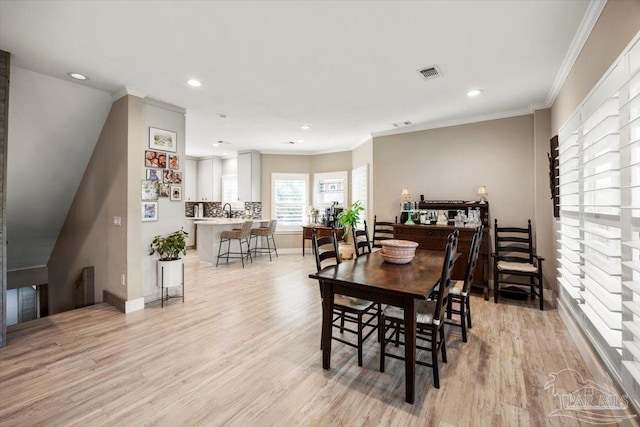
142 127 182 222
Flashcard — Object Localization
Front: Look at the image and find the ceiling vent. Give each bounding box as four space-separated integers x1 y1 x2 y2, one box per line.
392 121 413 128
417 65 441 81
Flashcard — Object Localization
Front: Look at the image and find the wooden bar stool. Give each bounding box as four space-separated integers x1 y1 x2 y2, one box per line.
216 220 253 268
250 220 278 261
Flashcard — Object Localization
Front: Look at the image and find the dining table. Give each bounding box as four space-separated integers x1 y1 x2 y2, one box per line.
308 249 447 404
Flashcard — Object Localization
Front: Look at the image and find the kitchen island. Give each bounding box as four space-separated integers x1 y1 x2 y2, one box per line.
195 218 270 265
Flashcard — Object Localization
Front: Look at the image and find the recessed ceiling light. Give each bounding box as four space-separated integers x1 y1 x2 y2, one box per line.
296 139 304 143
300 124 311 130
212 142 219 147
187 79 202 87
467 89 483 97
69 73 87 80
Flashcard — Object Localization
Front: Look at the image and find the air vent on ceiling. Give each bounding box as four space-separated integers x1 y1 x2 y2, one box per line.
392 121 413 128
417 65 441 80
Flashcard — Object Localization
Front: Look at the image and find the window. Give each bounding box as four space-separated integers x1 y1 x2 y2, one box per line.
222 175 238 204
351 164 368 228
313 171 348 209
272 173 309 231
557 34 640 409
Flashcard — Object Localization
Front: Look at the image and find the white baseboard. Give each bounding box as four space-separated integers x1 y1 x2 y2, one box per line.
125 297 145 313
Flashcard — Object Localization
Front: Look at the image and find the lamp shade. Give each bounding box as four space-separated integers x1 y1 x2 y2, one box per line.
477 186 488 196
401 188 411 198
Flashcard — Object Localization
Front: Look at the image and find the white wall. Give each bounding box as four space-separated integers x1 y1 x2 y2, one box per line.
6 66 112 270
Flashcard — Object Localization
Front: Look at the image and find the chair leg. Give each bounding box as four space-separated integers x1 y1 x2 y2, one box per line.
271 235 278 257
239 238 245 268
380 316 386 373
440 325 447 363
394 324 400 347
340 310 345 333
530 276 535 300
377 303 382 343
447 299 452 319
357 313 363 367
494 275 499 304
432 327 440 389
539 272 544 311
460 298 467 343
226 239 231 264
266 235 272 261
466 297 472 329
216 238 224 267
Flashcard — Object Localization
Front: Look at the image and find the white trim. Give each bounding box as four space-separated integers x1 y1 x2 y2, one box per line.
111 85 146 101
545 0 607 106
7 265 47 272
125 297 145 313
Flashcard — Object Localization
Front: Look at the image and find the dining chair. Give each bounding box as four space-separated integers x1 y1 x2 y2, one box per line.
312 228 380 367
216 220 253 268
380 230 459 389
492 219 544 310
249 219 278 261
372 215 397 249
445 224 483 342
353 220 372 257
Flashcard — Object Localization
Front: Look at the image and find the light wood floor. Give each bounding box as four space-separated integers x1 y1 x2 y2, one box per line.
1 252 637 426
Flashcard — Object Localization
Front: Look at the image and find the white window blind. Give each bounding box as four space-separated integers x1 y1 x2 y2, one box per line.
222 175 238 204
272 173 309 231
351 164 368 228
313 171 347 209
557 34 640 410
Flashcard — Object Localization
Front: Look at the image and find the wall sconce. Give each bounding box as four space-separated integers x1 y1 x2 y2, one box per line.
477 186 488 204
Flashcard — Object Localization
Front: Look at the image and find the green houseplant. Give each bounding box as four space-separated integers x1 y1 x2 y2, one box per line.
148 229 188 260
149 229 188 289
337 200 364 241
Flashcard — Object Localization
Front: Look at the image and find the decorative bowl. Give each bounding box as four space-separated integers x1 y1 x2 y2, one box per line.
380 239 418 263
380 251 415 264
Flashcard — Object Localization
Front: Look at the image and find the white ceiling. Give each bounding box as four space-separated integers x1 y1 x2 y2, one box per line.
0 0 595 158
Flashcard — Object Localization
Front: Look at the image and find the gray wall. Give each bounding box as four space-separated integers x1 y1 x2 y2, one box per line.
372 115 535 228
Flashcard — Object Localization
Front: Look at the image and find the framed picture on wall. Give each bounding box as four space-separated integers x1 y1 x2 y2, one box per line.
159 183 171 198
145 150 167 168
146 168 161 181
142 180 159 200
170 185 182 201
149 127 177 153
173 171 182 184
169 154 179 170
163 169 174 183
142 201 158 221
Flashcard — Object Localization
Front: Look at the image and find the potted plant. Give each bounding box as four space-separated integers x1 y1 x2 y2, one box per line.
148 229 188 288
337 200 364 260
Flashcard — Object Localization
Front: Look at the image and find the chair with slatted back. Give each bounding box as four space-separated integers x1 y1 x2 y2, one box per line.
372 215 397 249
445 224 483 342
312 228 380 367
380 230 459 389
492 219 544 310
353 220 372 257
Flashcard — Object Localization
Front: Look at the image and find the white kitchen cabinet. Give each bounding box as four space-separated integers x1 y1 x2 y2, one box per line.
197 157 222 201
237 151 261 202
185 158 197 201
184 219 196 247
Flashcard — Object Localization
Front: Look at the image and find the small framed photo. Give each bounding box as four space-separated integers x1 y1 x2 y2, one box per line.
159 183 171 198
145 150 167 168
170 185 182 201
169 154 179 170
163 169 174 183
146 168 162 181
142 180 159 200
149 127 177 153
142 201 158 221
173 171 183 184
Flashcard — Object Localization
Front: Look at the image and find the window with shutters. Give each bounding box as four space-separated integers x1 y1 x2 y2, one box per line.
272 173 309 231
557 33 640 410
221 175 238 204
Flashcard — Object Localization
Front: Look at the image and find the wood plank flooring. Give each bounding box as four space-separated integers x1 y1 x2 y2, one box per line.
0 252 637 426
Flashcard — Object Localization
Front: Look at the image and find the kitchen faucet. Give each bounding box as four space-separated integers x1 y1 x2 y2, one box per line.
222 203 232 218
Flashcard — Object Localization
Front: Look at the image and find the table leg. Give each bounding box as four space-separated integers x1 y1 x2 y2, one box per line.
404 297 416 404
321 282 333 370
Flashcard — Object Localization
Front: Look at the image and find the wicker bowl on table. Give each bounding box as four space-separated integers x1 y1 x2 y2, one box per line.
379 239 419 264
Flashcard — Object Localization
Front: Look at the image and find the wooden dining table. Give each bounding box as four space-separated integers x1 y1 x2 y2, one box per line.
308 249 446 404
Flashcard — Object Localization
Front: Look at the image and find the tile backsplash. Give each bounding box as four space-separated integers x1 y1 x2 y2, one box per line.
185 202 262 219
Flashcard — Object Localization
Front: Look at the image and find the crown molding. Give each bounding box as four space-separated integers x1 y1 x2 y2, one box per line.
111 85 146 101
371 108 533 139
545 0 607 106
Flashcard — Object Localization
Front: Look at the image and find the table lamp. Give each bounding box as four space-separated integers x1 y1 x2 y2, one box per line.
477 186 488 204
